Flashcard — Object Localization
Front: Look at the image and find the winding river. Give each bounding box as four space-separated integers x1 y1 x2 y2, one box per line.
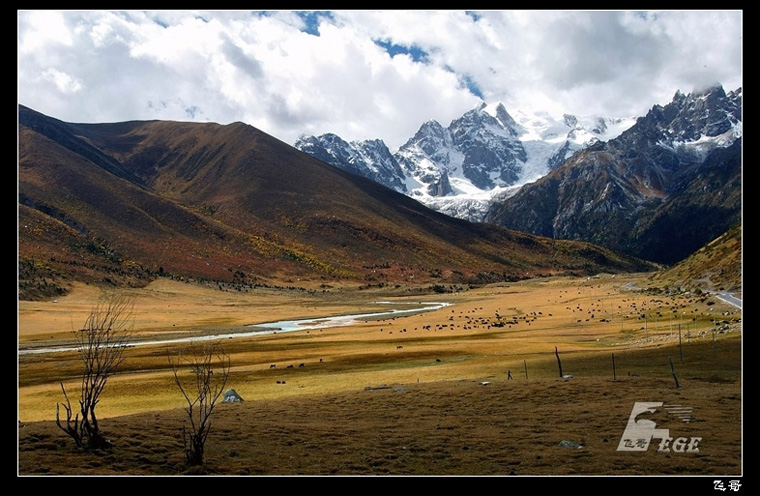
18 300 451 356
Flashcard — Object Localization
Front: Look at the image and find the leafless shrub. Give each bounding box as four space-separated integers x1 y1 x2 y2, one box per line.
169 344 230 467
56 295 132 449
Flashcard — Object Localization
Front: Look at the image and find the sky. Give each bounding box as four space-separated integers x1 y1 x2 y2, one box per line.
17 10 743 151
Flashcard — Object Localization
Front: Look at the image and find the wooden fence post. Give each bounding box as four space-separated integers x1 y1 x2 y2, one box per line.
612 352 616 381
669 355 681 389
555 346 563 378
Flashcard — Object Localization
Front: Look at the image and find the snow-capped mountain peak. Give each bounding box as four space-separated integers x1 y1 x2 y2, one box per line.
295 101 636 221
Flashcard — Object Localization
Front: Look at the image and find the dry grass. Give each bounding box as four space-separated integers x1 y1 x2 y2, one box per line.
18 371 741 476
17 274 742 476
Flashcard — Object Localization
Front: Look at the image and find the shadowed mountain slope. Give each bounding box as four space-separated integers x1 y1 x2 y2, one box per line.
647 224 742 295
18 105 655 300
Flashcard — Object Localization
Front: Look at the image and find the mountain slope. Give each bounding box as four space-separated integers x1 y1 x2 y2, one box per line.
485 85 742 265
18 105 655 300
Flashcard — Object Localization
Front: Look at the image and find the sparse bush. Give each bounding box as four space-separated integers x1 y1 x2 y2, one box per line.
169 344 230 467
56 295 132 450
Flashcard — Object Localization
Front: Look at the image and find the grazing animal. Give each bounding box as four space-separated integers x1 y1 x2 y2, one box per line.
396 345 403 349
270 364 276 369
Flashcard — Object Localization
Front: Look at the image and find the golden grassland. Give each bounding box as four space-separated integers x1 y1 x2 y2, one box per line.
17 273 742 476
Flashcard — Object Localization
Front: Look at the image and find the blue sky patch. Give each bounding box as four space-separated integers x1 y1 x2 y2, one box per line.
444 65 484 99
374 39 429 63
295 11 334 35
459 74 484 99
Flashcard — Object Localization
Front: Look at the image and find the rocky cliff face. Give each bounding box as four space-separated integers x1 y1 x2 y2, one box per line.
294 133 407 192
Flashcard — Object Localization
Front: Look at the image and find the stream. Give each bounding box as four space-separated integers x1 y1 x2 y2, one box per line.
18 300 451 356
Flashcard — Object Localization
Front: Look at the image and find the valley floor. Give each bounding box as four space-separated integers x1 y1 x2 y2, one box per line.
17 274 742 477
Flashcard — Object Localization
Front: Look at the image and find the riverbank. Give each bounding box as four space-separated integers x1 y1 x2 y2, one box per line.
19 300 452 355
18 279 446 343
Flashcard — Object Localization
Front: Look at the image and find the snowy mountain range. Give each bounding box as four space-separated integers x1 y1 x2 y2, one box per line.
295 102 635 221
485 85 742 264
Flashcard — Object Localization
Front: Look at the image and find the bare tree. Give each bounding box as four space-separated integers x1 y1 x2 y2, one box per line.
169 344 230 467
56 295 132 449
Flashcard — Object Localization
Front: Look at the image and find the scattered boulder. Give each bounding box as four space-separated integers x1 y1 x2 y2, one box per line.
558 440 583 449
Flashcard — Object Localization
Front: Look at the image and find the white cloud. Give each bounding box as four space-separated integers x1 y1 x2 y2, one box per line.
41 68 83 94
18 10 742 150
18 10 73 54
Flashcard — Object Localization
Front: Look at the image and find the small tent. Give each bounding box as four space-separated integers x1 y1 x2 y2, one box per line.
222 388 244 403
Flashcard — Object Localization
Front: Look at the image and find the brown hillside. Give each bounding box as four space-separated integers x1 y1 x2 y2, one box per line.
648 224 742 295
18 105 655 300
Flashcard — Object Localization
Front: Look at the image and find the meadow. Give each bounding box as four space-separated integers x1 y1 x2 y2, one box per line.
17 273 742 476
